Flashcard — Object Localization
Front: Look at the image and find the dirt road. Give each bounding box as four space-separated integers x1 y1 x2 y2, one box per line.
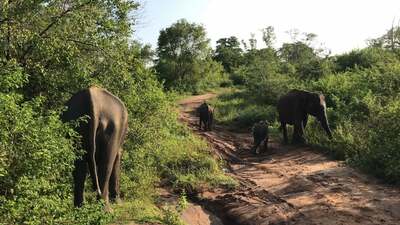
178 93 400 225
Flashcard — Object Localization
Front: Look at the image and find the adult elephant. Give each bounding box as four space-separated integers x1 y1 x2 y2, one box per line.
277 89 332 144
61 86 128 209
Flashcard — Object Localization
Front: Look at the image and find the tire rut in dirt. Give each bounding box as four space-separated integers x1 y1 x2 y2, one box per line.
198 187 314 225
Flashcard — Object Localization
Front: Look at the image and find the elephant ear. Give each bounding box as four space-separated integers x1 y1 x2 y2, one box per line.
298 91 311 113
304 92 320 114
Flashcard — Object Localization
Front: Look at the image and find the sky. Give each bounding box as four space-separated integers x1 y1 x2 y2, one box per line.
134 0 400 55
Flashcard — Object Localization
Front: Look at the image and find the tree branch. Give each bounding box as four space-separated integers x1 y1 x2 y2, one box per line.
20 1 93 63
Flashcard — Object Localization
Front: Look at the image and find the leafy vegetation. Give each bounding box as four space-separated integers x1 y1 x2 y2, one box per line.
0 1 231 225
2 0 400 223
155 19 228 93
212 26 400 183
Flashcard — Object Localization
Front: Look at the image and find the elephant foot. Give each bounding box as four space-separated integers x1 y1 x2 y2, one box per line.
104 204 113 213
111 197 122 204
251 144 260 155
253 147 259 155
115 198 122 204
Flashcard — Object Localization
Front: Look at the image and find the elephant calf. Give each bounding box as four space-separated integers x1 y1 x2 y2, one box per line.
277 89 332 144
252 120 269 154
61 86 128 210
197 102 214 131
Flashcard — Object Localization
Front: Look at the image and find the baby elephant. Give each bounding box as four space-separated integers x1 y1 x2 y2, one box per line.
197 102 214 131
252 120 269 154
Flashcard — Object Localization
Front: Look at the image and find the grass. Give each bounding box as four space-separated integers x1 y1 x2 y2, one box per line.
210 88 277 129
109 100 236 225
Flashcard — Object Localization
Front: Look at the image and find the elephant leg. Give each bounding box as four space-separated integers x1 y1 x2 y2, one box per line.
281 122 288 144
293 121 305 144
253 143 259 154
199 117 202 130
209 113 213 131
98 139 119 210
253 136 262 154
89 153 99 194
299 120 306 143
303 116 308 129
109 149 121 203
264 137 268 151
73 158 87 207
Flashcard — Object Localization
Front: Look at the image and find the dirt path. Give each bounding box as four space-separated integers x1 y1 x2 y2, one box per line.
178 93 400 225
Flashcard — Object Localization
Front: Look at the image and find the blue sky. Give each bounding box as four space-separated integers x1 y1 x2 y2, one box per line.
134 0 400 54
134 0 207 46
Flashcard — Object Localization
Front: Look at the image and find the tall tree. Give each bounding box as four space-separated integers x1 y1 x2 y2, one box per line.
155 19 225 92
0 0 139 105
261 26 276 49
249 32 257 50
214 36 243 73
278 32 328 79
369 25 400 52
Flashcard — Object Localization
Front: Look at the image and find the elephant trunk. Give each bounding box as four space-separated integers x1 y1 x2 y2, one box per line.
320 113 333 139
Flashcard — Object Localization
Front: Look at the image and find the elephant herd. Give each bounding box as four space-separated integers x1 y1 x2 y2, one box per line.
62 87 331 210
197 89 332 154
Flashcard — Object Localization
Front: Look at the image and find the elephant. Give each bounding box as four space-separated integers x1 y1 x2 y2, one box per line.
277 89 332 144
61 86 128 210
252 120 269 154
197 102 214 131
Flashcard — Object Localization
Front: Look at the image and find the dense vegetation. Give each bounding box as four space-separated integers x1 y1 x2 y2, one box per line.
211 26 400 183
155 19 228 93
1 0 400 224
0 1 232 224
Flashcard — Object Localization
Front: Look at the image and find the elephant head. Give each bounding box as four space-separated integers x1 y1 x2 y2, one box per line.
305 93 332 138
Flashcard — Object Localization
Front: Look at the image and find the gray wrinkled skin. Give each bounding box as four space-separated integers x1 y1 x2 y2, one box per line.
61 86 128 210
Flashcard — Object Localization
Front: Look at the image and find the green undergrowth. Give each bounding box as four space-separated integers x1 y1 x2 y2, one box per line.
112 191 189 225
210 88 279 133
212 58 400 184
109 99 236 224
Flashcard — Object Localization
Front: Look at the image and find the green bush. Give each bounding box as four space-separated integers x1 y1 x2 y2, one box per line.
0 2 233 224
306 61 400 182
0 93 113 224
217 44 400 183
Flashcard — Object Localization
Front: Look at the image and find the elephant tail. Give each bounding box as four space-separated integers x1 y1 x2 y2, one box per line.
89 99 101 197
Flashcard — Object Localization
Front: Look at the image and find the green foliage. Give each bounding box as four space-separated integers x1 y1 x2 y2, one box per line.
368 25 400 53
279 41 329 79
211 89 277 128
0 1 232 224
0 92 113 224
156 122 236 192
307 61 400 181
214 27 400 183
334 48 399 72
0 0 139 107
0 60 27 91
214 36 244 73
155 19 228 93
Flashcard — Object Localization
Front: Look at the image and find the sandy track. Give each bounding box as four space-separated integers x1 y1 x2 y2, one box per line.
178 93 400 225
